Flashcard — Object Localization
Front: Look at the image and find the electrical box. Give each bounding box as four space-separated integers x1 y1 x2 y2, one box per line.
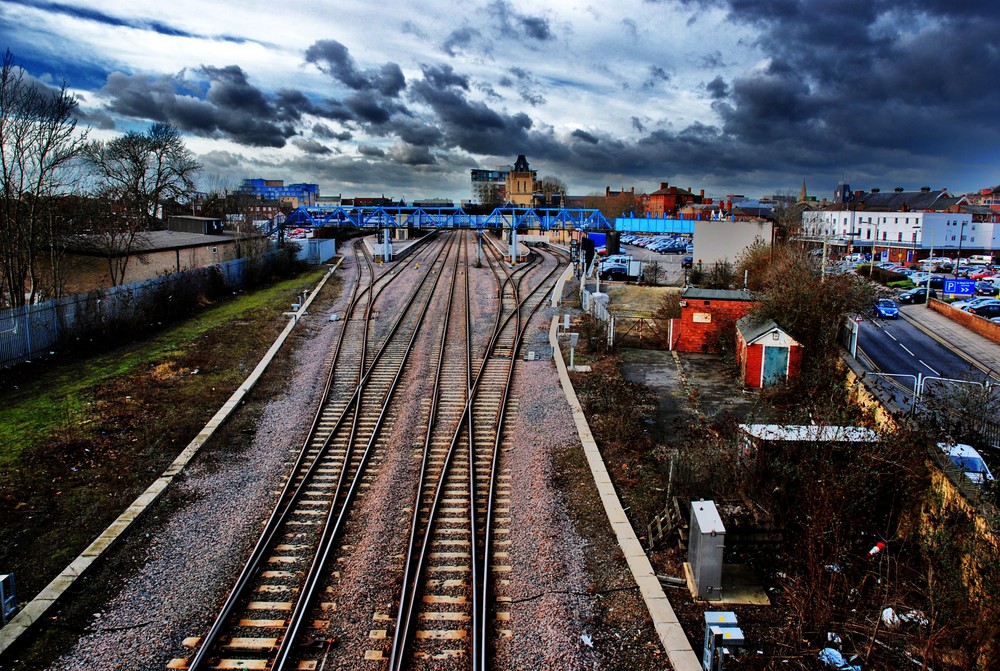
689 500 725 600
0 573 16 624
703 611 744 671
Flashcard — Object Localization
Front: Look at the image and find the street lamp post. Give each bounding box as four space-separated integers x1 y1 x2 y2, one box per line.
869 218 881 277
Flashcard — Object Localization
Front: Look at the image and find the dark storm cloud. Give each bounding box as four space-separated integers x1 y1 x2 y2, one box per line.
687 0 1000 165
99 69 294 147
571 129 599 144
421 64 469 90
486 1 553 42
313 123 351 141
6 0 254 44
506 67 545 106
292 137 333 155
630 117 645 133
390 143 436 166
305 40 406 97
441 27 487 57
343 93 396 124
705 75 728 99
358 144 386 158
409 77 562 157
641 65 670 91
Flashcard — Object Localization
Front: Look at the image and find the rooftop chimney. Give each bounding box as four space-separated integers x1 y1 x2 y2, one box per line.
660 182 669 190
871 187 880 193
920 186 931 192
894 187 904 193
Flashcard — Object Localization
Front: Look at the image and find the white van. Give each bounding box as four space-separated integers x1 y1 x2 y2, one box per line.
598 254 631 271
968 255 993 265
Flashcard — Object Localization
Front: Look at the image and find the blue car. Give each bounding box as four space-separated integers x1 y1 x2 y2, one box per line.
873 298 899 319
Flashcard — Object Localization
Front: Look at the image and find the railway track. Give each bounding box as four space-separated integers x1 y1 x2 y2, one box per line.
173 233 569 671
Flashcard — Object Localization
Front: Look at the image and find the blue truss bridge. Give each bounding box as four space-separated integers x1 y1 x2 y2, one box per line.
277 205 613 234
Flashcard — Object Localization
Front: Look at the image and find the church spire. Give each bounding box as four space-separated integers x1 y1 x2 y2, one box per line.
799 180 807 203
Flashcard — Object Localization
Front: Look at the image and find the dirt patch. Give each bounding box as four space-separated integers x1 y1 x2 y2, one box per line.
602 284 679 316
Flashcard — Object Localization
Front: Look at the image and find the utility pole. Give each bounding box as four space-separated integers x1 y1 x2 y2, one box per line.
869 218 880 277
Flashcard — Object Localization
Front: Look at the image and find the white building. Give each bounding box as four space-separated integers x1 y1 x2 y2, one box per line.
798 187 981 262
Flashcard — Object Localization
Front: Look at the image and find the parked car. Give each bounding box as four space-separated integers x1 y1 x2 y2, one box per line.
873 298 899 319
952 296 995 310
599 263 629 281
968 302 1000 318
975 281 1000 296
897 287 937 304
682 255 693 269
928 275 945 290
939 443 995 486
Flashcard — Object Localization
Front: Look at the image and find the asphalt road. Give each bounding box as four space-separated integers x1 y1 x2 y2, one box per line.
857 312 991 392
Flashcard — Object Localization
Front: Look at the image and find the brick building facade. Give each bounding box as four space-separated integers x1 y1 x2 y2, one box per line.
672 288 756 353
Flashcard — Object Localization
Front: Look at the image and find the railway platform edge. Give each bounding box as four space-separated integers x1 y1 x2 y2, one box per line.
548 316 701 671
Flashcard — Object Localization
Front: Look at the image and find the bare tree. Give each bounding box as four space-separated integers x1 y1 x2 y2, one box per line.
0 49 87 306
478 182 503 208
584 189 646 220
537 175 567 196
82 123 201 285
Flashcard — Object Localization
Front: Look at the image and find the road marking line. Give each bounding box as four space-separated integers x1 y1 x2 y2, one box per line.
885 330 896 340
900 344 915 356
920 360 940 375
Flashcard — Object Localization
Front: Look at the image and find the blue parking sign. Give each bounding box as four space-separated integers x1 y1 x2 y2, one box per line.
944 279 975 295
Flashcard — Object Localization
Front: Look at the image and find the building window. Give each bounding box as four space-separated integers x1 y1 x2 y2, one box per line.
883 232 887 241
897 232 903 242
866 229 872 240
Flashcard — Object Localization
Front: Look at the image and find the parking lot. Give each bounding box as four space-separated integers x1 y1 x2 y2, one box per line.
598 234 693 286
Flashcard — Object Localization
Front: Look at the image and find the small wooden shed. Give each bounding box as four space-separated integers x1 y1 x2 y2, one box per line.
735 316 802 388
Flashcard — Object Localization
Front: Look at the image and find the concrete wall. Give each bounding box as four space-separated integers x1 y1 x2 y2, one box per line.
61 240 242 294
692 220 772 268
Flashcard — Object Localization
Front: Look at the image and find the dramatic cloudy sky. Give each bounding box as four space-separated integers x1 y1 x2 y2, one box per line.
5 0 999 202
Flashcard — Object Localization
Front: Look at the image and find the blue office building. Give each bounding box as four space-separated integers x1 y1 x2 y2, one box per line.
239 179 319 207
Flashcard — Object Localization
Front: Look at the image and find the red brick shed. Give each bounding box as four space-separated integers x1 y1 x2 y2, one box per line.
735 316 803 388
671 288 757 353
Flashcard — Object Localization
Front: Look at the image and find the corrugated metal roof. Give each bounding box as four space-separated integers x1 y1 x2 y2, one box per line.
739 424 879 442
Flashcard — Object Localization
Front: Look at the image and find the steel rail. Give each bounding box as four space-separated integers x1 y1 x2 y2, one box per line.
387 240 565 670
272 233 459 670
187 234 447 670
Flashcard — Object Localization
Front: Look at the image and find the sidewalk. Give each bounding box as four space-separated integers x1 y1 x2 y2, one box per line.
899 303 1000 378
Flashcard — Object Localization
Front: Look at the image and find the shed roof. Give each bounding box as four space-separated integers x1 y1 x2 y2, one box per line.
736 315 798 345
682 287 754 302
